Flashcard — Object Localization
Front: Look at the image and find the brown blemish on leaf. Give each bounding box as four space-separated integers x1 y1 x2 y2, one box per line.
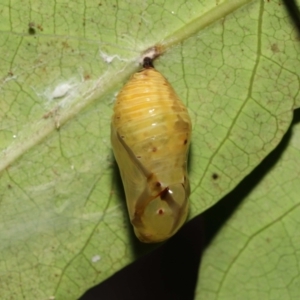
28 22 36 35
212 173 219 180
61 41 70 49
271 43 280 53
84 74 91 80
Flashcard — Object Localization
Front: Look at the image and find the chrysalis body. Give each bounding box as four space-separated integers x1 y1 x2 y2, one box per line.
111 58 191 243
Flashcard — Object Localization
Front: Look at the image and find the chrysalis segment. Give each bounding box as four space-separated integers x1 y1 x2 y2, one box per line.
111 58 192 243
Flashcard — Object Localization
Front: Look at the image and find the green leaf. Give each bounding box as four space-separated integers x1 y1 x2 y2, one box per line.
0 0 299 299
194 1 300 299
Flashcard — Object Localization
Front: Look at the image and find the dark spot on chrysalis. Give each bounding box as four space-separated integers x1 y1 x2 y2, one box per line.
160 188 169 200
147 173 155 182
136 156 141 159
152 147 157 152
155 182 161 187
212 173 219 180
157 209 164 215
143 57 154 69
120 135 125 139
183 139 188 145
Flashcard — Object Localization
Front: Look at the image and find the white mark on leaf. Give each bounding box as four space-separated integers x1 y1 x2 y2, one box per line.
91 255 101 263
52 83 74 99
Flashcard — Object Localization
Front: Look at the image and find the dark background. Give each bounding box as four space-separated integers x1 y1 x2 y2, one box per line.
79 2 300 299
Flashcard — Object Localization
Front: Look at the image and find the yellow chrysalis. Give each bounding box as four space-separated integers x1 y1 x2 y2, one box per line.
111 57 192 243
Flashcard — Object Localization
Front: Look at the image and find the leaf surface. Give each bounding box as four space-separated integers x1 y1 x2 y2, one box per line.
0 0 299 299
